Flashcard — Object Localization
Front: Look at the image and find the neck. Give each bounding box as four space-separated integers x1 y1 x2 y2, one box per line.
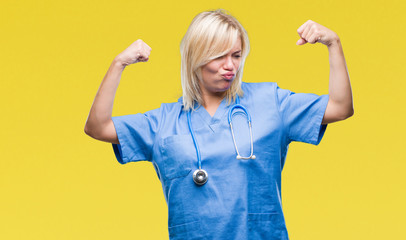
201 91 226 108
199 90 227 117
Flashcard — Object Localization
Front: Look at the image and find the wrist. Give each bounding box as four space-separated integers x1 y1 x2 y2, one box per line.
327 34 341 48
112 57 127 69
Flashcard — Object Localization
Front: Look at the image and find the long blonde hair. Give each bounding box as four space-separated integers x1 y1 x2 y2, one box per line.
180 9 250 111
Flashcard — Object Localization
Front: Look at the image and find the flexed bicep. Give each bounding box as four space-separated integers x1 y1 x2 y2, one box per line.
322 99 354 124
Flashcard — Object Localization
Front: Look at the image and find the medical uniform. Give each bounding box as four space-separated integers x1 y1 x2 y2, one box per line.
111 82 329 240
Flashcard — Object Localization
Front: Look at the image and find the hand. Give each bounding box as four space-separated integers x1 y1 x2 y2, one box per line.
296 20 339 47
115 39 152 66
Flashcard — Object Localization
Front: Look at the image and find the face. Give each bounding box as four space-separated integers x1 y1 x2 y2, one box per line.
199 37 242 96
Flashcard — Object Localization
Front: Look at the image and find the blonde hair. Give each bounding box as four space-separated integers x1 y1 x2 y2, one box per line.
180 9 250 111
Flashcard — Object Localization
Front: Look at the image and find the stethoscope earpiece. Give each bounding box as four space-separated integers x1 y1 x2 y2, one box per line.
236 155 256 160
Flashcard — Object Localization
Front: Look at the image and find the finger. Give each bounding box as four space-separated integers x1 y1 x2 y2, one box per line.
138 53 146 61
142 45 151 52
297 20 310 35
138 51 150 62
143 50 151 58
140 50 149 57
305 27 316 43
301 23 312 40
141 45 150 53
307 34 317 44
308 31 321 44
138 57 148 62
142 56 150 62
296 38 307 45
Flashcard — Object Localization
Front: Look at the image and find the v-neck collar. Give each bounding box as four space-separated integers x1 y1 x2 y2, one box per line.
179 96 233 133
197 97 229 127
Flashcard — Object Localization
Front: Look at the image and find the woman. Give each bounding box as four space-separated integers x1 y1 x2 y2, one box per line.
85 9 353 240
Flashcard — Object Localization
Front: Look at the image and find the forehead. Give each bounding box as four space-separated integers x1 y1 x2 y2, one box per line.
221 36 242 53
231 37 242 51
205 31 242 60
222 37 241 55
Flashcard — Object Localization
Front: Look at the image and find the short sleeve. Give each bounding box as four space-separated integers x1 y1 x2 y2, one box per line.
111 107 161 164
275 84 329 145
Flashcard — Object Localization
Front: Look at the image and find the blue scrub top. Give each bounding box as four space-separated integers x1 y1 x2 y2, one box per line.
111 82 329 240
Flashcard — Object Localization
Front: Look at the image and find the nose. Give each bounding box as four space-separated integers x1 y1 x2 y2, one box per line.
223 55 234 70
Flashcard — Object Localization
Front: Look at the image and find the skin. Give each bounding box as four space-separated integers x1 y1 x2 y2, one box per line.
296 20 354 124
84 20 354 144
200 20 354 123
199 37 242 116
84 39 152 144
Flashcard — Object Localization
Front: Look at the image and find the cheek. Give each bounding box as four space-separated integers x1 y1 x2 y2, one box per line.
234 60 242 70
204 61 221 74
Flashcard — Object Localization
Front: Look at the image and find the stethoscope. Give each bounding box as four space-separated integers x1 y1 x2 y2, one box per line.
186 95 255 186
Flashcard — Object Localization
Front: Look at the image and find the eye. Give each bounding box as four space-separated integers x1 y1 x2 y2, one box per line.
234 55 241 58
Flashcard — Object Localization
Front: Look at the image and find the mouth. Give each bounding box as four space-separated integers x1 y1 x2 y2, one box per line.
222 73 235 80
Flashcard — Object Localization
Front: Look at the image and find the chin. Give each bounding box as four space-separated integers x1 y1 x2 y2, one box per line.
223 79 233 88
218 82 231 91
212 86 229 95
209 79 233 93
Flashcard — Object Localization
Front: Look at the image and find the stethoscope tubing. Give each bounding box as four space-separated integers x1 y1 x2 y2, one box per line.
186 95 255 185
187 110 202 170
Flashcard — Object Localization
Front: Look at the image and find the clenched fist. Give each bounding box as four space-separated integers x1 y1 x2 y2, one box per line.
296 20 339 47
115 39 152 66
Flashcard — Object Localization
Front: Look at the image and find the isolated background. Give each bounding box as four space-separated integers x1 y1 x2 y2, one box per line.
1 0 405 239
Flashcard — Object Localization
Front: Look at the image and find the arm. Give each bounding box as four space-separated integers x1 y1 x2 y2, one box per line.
84 39 152 144
84 59 125 144
296 20 354 124
322 38 354 124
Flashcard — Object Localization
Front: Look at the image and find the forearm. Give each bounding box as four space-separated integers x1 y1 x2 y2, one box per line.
84 58 126 134
327 37 354 116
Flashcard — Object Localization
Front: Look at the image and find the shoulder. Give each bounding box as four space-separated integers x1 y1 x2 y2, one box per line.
145 100 183 119
241 81 276 89
241 81 278 99
159 101 182 113
242 81 277 93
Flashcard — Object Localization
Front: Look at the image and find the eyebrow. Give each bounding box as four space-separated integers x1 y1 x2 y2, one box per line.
233 50 242 54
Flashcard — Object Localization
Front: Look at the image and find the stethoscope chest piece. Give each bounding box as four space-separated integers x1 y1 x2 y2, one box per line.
193 169 208 185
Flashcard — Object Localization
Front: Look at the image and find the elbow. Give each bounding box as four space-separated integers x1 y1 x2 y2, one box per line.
342 107 354 120
84 123 96 138
324 101 354 123
84 126 101 140
337 99 354 120
349 108 354 117
84 124 91 136
333 107 354 122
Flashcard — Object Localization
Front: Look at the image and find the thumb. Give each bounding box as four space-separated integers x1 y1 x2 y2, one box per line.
296 38 307 45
